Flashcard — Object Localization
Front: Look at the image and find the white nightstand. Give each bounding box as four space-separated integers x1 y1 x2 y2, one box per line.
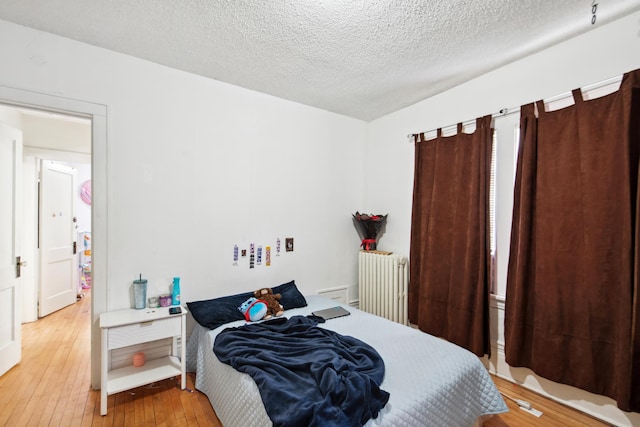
99 305 188 416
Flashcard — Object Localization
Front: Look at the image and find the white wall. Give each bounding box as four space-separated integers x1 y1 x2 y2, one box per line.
0 104 21 127
0 18 367 387
0 18 367 302
21 113 91 154
366 11 640 427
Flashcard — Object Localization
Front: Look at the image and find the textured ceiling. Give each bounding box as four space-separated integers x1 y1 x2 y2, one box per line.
1 1 639 121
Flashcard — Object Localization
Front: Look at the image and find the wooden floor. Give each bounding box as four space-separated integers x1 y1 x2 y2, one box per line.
0 289 612 427
484 376 613 427
0 290 221 427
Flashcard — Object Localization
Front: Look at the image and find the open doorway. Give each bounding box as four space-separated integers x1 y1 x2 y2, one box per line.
0 85 107 389
14 106 92 322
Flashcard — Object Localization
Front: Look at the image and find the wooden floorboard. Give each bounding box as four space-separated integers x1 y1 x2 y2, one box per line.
0 288 615 426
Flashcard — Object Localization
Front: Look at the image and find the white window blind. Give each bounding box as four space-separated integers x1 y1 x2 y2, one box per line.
489 130 497 293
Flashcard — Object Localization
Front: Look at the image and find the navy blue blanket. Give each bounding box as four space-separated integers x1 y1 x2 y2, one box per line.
213 315 390 427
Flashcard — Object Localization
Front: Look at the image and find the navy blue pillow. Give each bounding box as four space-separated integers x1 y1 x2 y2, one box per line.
187 280 307 330
187 291 250 330
272 280 308 311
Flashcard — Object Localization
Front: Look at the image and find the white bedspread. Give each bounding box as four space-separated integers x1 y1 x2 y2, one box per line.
187 295 507 427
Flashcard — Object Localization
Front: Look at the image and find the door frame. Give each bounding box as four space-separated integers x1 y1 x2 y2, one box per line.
0 85 108 389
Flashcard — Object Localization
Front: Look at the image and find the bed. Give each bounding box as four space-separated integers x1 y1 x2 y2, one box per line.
186 281 507 426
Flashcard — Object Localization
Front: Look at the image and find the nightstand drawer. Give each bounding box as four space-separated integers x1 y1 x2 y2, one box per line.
108 317 181 349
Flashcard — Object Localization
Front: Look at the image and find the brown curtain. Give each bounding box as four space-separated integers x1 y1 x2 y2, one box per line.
505 69 640 412
409 116 492 357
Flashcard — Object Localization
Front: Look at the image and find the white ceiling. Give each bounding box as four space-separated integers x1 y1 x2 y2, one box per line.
1 1 639 121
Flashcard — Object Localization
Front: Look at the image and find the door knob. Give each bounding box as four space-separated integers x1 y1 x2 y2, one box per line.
16 256 27 278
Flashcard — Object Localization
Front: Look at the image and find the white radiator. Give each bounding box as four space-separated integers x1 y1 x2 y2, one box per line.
358 251 409 325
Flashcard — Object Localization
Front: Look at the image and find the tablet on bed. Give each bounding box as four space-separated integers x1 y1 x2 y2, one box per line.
311 305 351 320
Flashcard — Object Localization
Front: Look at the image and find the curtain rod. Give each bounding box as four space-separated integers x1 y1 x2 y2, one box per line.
407 74 623 142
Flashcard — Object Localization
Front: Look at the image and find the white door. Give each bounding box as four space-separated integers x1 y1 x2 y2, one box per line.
0 121 23 377
39 161 77 317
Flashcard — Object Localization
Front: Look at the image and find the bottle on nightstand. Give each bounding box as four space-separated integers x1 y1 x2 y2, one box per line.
171 277 180 305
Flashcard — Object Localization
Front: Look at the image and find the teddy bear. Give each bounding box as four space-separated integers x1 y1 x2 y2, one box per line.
254 287 284 318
